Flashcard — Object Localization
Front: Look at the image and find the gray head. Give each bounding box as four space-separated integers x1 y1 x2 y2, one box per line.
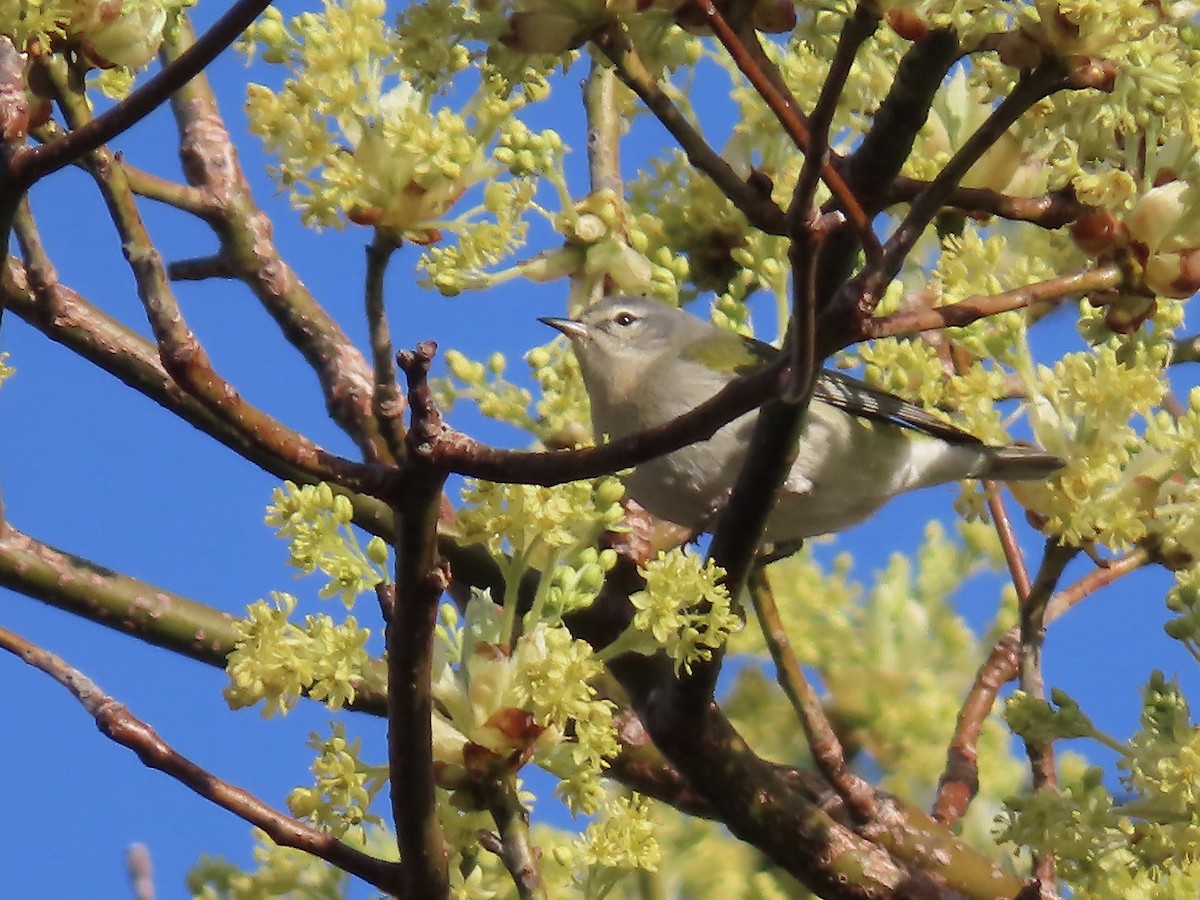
540 296 709 390
539 296 723 432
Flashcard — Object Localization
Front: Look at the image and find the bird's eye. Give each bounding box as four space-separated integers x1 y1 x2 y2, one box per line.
614 311 637 327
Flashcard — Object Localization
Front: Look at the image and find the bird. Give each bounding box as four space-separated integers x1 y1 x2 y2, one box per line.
540 295 1063 542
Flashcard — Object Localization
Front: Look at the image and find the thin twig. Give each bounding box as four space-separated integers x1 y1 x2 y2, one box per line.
864 265 1120 341
1 257 398 526
486 776 546 900
934 631 1019 824
786 3 881 265
987 486 1032 599
749 569 877 819
888 177 1087 228
31 121 212 216
126 844 155 900
592 24 787 235
1043 546 1151 626
121 166 211 216
935 546 1151 822
851 63 1069 323
694 1 878 256
167 254 239 280
0 625 406 895
947 343 1032 608
365 231 408 462
1018 541 1077 885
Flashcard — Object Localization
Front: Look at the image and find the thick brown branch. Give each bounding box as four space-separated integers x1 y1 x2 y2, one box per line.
365 232 407 462
35 59 386 493
390 344 451 897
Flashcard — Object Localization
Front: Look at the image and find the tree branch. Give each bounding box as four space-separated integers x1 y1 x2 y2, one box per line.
365 231 408 462
694 1 879 259
34 57 387 493
749 569 877 819
160 20 396 462
486 776 546 900
0 624 406 895
0 520 391 713
390 343 451 897
593 24 788 236
8 0 275 190
864 265 1121 340
428 362 779 485
841 62 1070 331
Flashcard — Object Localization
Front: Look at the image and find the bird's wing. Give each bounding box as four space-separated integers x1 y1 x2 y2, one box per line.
814 370 985 446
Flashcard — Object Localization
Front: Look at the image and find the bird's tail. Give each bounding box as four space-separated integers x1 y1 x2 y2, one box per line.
977 444 1066 481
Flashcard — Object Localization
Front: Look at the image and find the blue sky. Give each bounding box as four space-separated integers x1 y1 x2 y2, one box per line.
3 8 1199 899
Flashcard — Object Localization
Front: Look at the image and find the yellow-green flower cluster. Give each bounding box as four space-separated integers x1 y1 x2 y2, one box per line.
847 224 1063 456
726 521 1021 811
1 0 181 69
419 178 537 295
0 352 12 387
456 475 625 564
519 189 686 301
513 623 619 812
1005 689 1107 746
999 674 1200 894
264 481 386 608
1015 338 1178 553
437 348 537 432
437 335 592 450
1018 0 1166 59
568 793 660 896
240 0 558 253
287 723 386 839
495 119 564 177
1166 564 1200 660
527 338 592 448
430 594 619 815
1024 7 1200 209
392 0 473 86
996 764 1131 888
599 549 739 675
629 151 756 301
188 828 349 899
223 592 371 717
540 547 618 619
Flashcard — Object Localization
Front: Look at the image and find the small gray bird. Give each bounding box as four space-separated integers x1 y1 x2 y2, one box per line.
541 296 1063 542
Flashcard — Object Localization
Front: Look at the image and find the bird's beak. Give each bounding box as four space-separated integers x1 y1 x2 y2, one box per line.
538 316 587 341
